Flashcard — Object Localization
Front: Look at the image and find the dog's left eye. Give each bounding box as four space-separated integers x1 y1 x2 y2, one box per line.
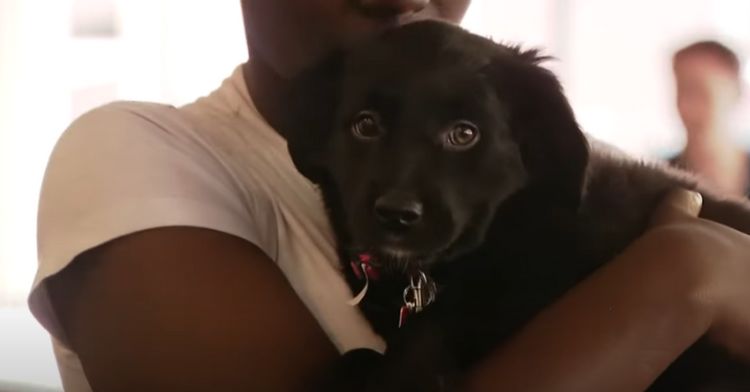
350 111 383 140
442 121 480 150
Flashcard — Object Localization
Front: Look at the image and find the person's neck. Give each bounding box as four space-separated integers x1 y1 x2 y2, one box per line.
683 126 748 195
684 125 737 156
242 56 289 136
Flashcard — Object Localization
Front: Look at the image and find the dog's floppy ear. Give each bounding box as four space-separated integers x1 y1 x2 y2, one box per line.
277 52 345 184
485 48 589 209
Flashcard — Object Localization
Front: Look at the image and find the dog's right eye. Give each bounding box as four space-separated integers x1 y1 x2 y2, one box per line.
350 111 382 140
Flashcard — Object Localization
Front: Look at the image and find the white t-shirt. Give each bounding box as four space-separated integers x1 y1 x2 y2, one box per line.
28 65 386 391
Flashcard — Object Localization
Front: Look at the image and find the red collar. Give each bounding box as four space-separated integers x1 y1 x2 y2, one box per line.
350 252 380 281
349 252 437 328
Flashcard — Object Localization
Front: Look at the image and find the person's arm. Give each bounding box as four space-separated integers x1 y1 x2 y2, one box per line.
465 190 750 392
48 191 750 391
47 227 338 392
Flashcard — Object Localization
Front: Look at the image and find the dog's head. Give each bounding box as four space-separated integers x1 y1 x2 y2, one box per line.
279 20 588 270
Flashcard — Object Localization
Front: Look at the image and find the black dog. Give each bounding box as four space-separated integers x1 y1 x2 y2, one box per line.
278 20 750 391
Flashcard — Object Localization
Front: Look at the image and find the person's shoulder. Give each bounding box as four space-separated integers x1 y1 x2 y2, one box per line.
71 100 177 126
48 99 230 185
39 99 260 248
36 97 270 293
60 100 194 147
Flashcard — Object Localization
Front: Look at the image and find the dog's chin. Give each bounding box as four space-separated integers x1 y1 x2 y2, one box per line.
374 245 434 273
353 238 454 274
348 221 466 273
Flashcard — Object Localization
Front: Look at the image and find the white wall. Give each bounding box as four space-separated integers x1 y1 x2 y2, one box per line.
0 0 247 307
562 0 750 156
463 0 750 157
1 0 74 307
0 0 246 387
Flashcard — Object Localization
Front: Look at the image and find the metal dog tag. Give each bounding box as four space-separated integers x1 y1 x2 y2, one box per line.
398 271 437 327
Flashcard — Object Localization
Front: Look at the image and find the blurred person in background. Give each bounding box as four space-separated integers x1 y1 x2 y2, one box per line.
670 40 749 196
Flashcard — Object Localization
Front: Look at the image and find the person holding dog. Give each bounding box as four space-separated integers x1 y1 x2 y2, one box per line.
30 1 750 391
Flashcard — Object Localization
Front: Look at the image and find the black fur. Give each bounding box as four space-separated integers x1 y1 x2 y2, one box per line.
278 20 750 392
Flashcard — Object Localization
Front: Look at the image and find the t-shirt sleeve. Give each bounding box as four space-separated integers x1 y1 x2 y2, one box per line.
29 102 265 344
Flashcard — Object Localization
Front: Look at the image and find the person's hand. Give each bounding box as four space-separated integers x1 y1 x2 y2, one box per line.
646 189 750 362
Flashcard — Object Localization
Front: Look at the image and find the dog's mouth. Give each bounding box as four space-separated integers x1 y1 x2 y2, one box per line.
377 245 427 269
350 241 449 275
345 203 465 273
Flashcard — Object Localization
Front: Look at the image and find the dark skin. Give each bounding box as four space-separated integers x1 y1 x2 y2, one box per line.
47 1 750 390
242 0 472 129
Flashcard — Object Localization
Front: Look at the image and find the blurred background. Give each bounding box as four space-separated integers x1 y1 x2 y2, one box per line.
0 0 748 389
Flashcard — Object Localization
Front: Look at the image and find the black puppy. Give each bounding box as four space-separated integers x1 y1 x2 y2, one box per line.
278 20 750 391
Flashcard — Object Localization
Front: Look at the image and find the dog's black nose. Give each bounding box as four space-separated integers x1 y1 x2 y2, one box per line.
374 192 423 229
